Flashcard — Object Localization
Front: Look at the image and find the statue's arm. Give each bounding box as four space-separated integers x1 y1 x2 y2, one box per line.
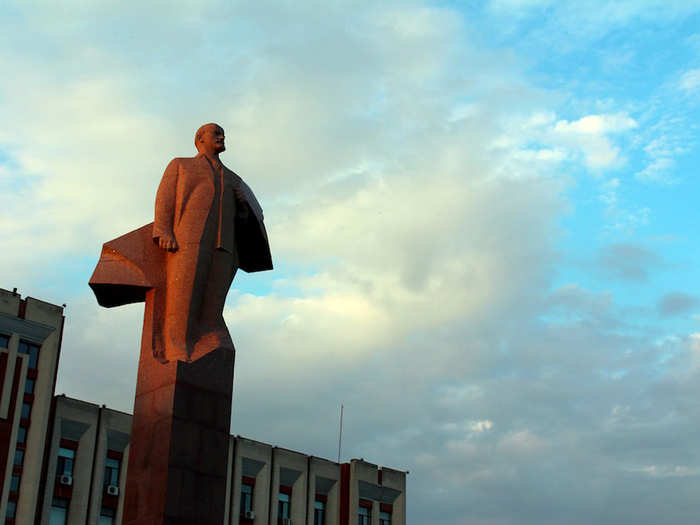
234 187 250 220
231 175 273 272
153 159 179 251
234 177 265 222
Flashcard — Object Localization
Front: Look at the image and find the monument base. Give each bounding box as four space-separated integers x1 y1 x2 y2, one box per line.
123 347 234 525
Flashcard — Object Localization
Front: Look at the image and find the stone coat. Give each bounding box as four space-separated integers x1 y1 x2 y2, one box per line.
88 153 272 362
153 153 272 270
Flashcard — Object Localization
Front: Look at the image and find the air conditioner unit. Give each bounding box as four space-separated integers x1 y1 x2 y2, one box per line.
244 510 255 519
106 484 119 496
59 475 72 486
282 519 292 525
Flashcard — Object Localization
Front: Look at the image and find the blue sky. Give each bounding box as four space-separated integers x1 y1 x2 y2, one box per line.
2 1 700 524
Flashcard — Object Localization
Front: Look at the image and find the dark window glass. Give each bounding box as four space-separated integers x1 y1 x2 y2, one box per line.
18 341 40 369
379 511 392 525
21 401 32 419
10 474 20 492
14 449 24 467
57 447 75 477
278 492 290 520
17 426 27 445
240 482 254 514
314 500 325 525
358 506 371 525
50 498 69 525
7 500 16 519
104 456 120 486
25 378 35 394
52 497 69 507
99 507 115 525
0 334 9 348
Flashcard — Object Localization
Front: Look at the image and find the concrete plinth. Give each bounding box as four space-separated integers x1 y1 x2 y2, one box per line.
123 347 234 525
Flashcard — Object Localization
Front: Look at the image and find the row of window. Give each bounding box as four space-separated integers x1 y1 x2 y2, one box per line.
359 507 392 525
239 479 391 525
240 481 327 524
56 446 75 477
0 336 41 370
56 447 122 486
6 340 41 523
47 499 116 525
18 340 40 370
49 446 121 525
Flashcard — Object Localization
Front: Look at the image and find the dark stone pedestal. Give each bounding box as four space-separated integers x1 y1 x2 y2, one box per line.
123 347 234 525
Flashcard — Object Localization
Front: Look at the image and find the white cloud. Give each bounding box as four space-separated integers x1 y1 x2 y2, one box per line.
629 464 700 478
498 429 546 456
488 110 641 175
470 420 494 432
554 114 638 135
552 113 638 170
488 0 700 47
679 68 700 92
635 132 688 184
3 3 700 525
688 333 700 370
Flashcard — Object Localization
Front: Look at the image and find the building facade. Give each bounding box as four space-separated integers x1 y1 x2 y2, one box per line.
0 288 406 524
38 396 131 524
0 288 65 524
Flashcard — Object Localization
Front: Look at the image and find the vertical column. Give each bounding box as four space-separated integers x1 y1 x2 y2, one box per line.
123 346 234 524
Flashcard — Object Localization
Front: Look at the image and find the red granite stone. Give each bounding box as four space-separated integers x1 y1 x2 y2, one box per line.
89 124 272 524
122 347 234 525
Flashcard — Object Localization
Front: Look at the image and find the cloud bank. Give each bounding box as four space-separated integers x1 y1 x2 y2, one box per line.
2 2 700 524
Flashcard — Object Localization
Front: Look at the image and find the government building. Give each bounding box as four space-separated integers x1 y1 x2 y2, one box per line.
0 288 406 524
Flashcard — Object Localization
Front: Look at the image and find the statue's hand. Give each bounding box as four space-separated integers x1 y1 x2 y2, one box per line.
157 233 179 252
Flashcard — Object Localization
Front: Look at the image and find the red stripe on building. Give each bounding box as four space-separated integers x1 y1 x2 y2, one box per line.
0 352 8 398
107 449 123 460
0 358 25 498
340 463 350 525
59 438 79 450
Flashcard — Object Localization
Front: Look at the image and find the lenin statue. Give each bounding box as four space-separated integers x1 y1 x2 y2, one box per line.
90 122 273 363
89 123 272 524
152 122 272 362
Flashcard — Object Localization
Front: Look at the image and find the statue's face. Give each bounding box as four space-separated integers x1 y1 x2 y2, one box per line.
199 125 226 154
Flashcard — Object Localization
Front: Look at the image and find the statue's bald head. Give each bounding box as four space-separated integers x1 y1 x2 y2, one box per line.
195 123 226 155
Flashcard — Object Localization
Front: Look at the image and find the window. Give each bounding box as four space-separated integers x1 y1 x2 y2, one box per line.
380 511 392 525
240 482 254 515
6 500 16 519
50 498 69 525
104 456 120 486
18 341 40 369
21 402 32 419
358 505 371 525
14 449 24 467
0 334 9 348
314 500 325 525
278 492 290 521
57 447 75 477
17 426 27 445
10 474 20 493
24 378 35 395
99 507 115 525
